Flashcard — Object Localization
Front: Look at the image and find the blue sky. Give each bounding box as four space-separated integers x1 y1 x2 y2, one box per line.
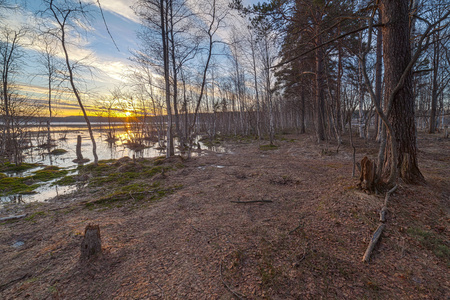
4 0 261 116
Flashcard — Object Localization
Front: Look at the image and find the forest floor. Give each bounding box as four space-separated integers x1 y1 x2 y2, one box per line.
0 131 449 299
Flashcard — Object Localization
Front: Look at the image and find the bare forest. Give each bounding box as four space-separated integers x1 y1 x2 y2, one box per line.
0 0 449 299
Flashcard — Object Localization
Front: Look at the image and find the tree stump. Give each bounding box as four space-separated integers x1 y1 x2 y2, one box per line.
73 135 89 163
359 156 376 192
76 135 83 161
80 224 102 260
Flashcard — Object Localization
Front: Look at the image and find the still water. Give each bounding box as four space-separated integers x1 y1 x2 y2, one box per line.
1 123 224 205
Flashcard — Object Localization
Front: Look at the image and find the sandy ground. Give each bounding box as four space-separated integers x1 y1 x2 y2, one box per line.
0 132 449 299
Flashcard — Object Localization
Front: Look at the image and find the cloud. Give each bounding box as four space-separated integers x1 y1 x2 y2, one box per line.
82 0 140 24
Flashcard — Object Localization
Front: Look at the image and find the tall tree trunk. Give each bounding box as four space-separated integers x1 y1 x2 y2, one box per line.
375 12 383 141
429 33 439 134
336 26 343 133
160 0 174 157
315 38 325 141
169 0 182 145
380 0 424 184
51 6 98 166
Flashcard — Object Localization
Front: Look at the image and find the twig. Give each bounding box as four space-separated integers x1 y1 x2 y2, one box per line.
230 200 273 204
288 224 302 235
220 260 245 300
190 224 205 234
153 281 164 299
129 192 136 201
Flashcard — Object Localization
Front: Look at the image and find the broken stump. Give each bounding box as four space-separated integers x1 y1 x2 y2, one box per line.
80 224 102 260
73 135 90 164
359 156 376 192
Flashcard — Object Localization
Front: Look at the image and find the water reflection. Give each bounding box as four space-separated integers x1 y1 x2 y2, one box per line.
1 123 227 205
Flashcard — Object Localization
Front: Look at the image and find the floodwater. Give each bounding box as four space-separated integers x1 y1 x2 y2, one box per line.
1 123 225 205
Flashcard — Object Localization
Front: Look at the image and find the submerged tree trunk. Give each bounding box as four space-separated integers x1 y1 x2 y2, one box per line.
380 0 424 184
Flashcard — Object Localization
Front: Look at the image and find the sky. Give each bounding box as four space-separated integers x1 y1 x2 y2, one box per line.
3 0 259 117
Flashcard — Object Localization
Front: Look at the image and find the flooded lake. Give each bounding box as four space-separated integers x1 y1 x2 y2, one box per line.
1 122 224 205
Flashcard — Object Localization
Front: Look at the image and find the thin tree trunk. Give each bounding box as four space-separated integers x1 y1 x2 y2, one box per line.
51 6 98 166
160 0 174 157
374 11 383 141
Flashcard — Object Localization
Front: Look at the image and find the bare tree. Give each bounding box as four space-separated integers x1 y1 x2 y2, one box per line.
0 26 26 163
42 0 99 165
36 36 62 147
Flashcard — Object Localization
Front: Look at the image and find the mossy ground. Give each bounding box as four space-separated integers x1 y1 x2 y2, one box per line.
77 156 183 209
0 162 40 173
0 165 69 196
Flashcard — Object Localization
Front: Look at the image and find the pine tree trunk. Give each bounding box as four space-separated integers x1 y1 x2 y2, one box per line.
380 0 425 184
315 36 325 141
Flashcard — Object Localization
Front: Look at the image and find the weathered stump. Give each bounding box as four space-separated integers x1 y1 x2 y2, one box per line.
358 156 376 192
73 135 89 164
80 224 102 260
76 135 83 161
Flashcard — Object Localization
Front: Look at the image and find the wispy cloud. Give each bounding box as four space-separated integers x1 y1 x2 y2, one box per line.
82 0 140 24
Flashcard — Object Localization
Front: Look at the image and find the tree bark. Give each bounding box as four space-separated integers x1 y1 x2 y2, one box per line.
429 33 440 133
160 0 174 158
374 13 383 141
380 0 424 184
315 35 325 141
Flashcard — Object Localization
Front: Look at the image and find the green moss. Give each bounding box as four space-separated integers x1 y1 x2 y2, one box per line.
0 176 40 196
259 144 279 151
84 183 180 209
54 175 76 186
32 167 68 182
50 149 67 155
0 162 40 173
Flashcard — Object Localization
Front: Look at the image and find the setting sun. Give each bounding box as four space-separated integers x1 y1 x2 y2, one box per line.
125 111 131 117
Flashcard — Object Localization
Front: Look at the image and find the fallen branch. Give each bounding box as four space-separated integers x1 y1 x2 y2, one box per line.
363 184 398 262
220 260 245 300
230 200 273 204
0 214 27 222
362 224 386 263
384 184 398 206
379 206 388 222
0 273 30 292
380 184 397 222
